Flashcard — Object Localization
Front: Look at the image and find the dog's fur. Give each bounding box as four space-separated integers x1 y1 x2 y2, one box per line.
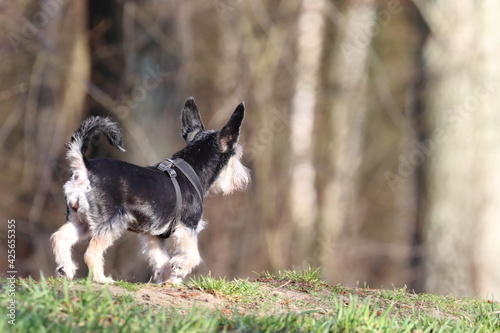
51 97 250 284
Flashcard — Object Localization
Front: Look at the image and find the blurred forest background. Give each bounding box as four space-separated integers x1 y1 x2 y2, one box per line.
1 0 500 299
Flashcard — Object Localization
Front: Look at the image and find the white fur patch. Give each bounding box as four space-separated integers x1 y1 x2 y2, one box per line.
66 137 86 172
168 223 202 283
63 170 91 212
139 235 170 267
210 145 251 195
64 136 91 212
84 233 118 284
51 221 89 279
196 219 207 233
138 234 171 283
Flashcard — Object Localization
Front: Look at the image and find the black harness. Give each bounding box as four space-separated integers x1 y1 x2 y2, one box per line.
156 158 203 238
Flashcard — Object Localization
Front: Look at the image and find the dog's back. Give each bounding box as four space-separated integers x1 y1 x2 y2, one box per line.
86 158 202 235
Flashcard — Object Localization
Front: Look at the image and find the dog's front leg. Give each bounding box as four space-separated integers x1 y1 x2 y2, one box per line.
169 223 202 284
84 233 117 284
138 234 171 283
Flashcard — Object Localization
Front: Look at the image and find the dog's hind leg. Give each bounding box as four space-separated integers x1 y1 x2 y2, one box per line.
138 234 171 284
51 221 89 279
169 223 202 284
84 232 119 284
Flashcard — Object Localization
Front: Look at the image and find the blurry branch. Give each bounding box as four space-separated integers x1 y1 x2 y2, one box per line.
247 1 296 76
0 91 25 147
177 1 193 81
23 52 47 186
86 82 157 163
28 99 66 233
0 83 27 101
123 1 137 79
215 9 248 116
132 3 171 50
87 82 116 109
370 54 414 135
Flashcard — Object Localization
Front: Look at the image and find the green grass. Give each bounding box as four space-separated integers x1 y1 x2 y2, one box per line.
1 269 499 332
189 275 262 301
258 265 323 285
1 277 218 333
113 280 143 292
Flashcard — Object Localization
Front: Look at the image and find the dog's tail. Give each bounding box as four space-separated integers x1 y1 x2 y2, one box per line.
65 116 125 173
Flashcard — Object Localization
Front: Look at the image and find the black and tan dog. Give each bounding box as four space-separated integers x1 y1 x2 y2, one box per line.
51 97 250 284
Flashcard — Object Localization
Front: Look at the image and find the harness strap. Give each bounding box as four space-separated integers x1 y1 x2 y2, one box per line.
156 158 203 238
172 158 203 201
157 158 182 216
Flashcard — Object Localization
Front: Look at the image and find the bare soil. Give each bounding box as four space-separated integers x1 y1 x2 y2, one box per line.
78 277 497 322
88 279 356 318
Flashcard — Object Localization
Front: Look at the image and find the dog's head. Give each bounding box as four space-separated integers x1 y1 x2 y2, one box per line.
176 97 250 195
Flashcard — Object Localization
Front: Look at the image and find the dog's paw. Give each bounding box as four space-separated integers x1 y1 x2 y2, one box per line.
152 266 172 284
169 254 201 283
169 257 188 284
94 276 115 284
167 276 184 285
56 265 75 280
56 266 67 277
170 257 186 274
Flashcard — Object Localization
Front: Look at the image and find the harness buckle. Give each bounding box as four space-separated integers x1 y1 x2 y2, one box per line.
166 167 177 178
157 157 203 201
157 159 177 177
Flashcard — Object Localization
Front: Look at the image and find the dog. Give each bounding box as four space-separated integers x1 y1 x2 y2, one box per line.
51 97 250 284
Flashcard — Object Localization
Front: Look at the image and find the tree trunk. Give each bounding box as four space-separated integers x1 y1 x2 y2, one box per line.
419 0 500 297
289 0 327 260
316 0 376 282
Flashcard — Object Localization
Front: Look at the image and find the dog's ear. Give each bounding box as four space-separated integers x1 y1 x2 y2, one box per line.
218 102 245 152
181 97 205 143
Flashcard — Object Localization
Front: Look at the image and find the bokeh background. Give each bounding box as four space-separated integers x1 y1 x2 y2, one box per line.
1 0 500 299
